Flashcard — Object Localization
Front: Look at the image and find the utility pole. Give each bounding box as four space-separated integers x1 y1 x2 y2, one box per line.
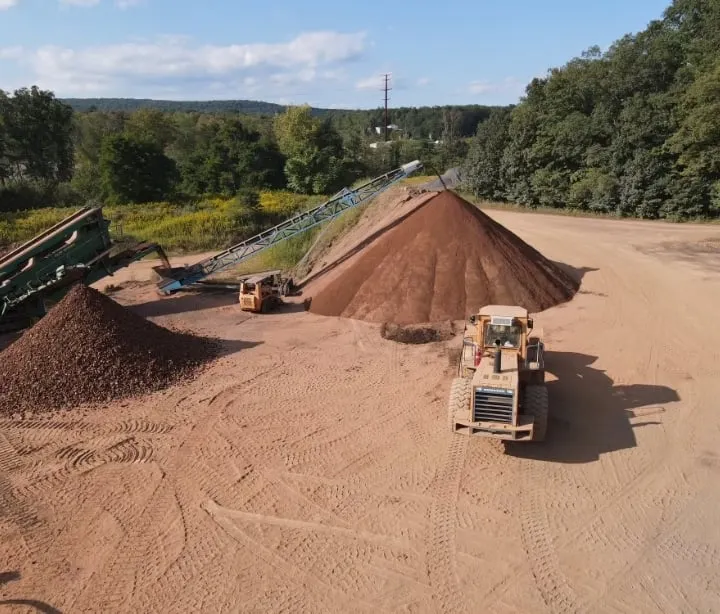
382 73 392 142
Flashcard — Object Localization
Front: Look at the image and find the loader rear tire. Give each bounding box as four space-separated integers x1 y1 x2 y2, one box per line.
448 377 472 433
525 385 549 442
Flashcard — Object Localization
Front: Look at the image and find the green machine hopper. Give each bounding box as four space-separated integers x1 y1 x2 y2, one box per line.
0 207 169 333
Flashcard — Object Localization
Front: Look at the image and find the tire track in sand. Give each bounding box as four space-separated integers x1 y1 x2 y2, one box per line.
426 432 469 614
520 458 582 614
0 431 51 558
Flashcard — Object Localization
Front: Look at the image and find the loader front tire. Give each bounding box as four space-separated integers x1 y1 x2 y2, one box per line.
525 385 549 442
448 377 472 434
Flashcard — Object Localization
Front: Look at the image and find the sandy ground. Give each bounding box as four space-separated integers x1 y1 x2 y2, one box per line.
2 209 720 613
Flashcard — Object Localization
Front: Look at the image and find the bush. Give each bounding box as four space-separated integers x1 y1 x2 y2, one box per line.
226 189 262 232
0 188 335 257
0 181 48 212
259 190 311 215
0 206 76 245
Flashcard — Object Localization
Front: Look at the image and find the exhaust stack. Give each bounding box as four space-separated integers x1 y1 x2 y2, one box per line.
493 340 502 374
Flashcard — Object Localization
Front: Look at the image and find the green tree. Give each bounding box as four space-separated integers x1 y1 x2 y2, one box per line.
0 86 74 186
124 108 177 149
74 110 127 164
669 59 720 180
99 134 178 204
463 108 512 200
461 0 720 219
179 117 285 196
274 106 349 194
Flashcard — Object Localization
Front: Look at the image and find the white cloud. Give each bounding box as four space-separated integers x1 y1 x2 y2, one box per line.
0 46 22 60
355 75 381 91
417 77 430 86
468 77 524 97
0 31 367 98
115 0 142 8
59 0 100 5
0 0 19 9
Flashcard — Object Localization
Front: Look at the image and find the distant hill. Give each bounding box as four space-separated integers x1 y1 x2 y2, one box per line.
61 98 291 114
61 98 508 139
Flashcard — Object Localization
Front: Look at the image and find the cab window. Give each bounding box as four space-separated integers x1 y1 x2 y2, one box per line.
484 323 522 348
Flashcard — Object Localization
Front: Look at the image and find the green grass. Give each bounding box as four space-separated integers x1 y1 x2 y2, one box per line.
0 191 327 257
224 229 322 278
0 206 77 246
220 203 370 280
401 174 436 186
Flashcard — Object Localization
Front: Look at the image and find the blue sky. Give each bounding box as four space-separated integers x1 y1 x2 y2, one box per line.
0 0 672 107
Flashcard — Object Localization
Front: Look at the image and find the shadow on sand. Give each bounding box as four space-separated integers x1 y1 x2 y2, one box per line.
551 262 599 286
214 339 263 358
0 571 62 613
274 299 311 314
506 351 679 464
129 289 239 318
130 289 310 319
0 331 21 352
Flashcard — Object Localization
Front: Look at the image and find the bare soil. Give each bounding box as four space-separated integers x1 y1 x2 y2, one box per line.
2 207 720 613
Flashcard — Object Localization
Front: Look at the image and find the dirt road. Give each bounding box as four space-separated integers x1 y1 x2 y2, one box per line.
2 210 720 613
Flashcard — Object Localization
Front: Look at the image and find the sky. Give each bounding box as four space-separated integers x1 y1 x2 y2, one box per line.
0 0 673 108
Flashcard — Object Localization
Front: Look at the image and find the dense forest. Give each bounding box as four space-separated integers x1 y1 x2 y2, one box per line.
462 0 720 220
0 89 482 213
65 98 496 140
62 98 288 115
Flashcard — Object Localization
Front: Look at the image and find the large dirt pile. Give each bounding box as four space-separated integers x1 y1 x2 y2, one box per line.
309 191 578 324
0 285 217 416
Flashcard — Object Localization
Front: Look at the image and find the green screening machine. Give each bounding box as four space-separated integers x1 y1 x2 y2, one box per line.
0 207 169 333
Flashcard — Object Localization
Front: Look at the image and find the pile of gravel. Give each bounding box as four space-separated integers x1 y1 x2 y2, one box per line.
309 190 579 324
0 284 218 417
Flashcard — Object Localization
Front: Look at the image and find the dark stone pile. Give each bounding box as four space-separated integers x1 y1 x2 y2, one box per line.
380 322 456 345
0 284 217 417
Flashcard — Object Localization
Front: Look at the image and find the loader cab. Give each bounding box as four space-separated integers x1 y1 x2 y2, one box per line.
469 307 531 355
463 305 541 377
239 280 261 311
482 320 523 349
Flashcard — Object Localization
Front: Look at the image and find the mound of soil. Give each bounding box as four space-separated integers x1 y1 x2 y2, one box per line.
380 321 455 345
309 191 578 324
0 284 217 417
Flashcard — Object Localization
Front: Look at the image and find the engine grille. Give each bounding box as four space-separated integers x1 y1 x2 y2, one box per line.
473 387 514 423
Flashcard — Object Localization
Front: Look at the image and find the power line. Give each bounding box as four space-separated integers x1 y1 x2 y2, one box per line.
381 73 392 142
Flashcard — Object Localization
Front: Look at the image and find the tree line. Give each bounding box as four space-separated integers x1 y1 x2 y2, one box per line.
462 0 720 220
65 97 496 141
0 89 478 213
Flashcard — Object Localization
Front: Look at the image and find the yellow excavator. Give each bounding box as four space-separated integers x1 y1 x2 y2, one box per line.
448 305 548 442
